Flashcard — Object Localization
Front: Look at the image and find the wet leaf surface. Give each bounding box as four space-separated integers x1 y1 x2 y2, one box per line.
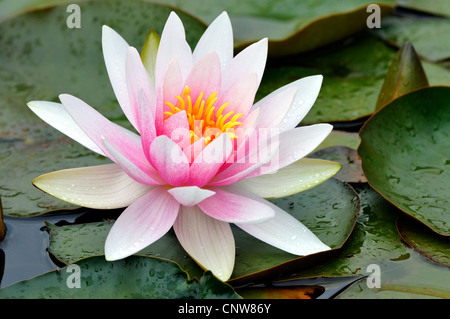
0 255 240 298
359 87 450 236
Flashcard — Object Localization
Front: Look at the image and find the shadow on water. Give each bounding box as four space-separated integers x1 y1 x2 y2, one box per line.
0 208 122 288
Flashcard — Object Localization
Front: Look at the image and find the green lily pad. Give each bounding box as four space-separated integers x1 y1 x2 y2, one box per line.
313 130 361 152
374 15 450 62
358 86 450 236
47 178 360 285
376 42 429 111
397 216 450 268
0 255 240 298
0 0 206 217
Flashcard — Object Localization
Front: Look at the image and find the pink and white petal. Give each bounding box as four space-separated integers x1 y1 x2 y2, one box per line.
32 164 153 209
235 199 331 256
155 12 193 89
216 72 258 117
27 101 104 156
125 46 156 130
254 86 298 129
102 25 138 130
236 158 341 198
188 133 232 187
221 38 268 93
193 12 233 69
183 137 205 163
105 186 180 261
184 51 221 101
161 110 190 149
149 135 190 186
173 205 235 281
168 186 215 206
58 94 140 160
253 75 323 132
209 131 280 186
136 89 157 161
102 137 163 185
197 186 274 224
247 123 333 178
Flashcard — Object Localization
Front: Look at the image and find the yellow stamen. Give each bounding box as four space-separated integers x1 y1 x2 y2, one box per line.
164 85 243 145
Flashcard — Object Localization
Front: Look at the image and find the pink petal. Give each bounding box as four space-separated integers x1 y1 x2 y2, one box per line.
183 51 221 103
136 89 157 161
105 186 180 261
173 205 235 281
155 12 193 90
188 133 232 187
102 136 163 186
102 25 138 131
183 137 205 163
149 135 190 186
168 186 215 206
216 72 258 117
125 46 156 131
197 186 274 224
221 38 267 93
161 110 190 149
58 94 140 161
193 12 233 69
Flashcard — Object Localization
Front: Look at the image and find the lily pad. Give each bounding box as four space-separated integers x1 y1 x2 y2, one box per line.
0 255 240 299
47 178 360 285
313 130 361 152
358 87 450 236
397 216 450 268
0 0 206 217
374 14 450 62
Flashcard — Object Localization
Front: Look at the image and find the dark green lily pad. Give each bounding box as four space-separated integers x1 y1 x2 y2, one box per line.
0 255 240 298
359 87 450 236
397 216 450 268
0 0 206 217
47 178 360 285
398 0 450 17
374 15 450 62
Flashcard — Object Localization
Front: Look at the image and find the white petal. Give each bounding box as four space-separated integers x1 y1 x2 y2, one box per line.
155 12 193 89
236 158 341 198
253 75 323 131
105 186 180 261
27 101 105 156
32 164 153 209
173 205 235 281
168 186 215 206
221 38 268 93
236 200 331 256
193 11 233 69
102 25 138 130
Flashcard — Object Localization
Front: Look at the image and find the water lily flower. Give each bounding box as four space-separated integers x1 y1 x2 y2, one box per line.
28 12 339 281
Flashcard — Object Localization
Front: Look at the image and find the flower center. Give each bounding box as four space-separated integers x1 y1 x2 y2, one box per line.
164 86 243 145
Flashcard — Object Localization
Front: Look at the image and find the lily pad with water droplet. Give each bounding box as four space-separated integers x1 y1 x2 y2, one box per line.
359 86 450 236
0 255 241 298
